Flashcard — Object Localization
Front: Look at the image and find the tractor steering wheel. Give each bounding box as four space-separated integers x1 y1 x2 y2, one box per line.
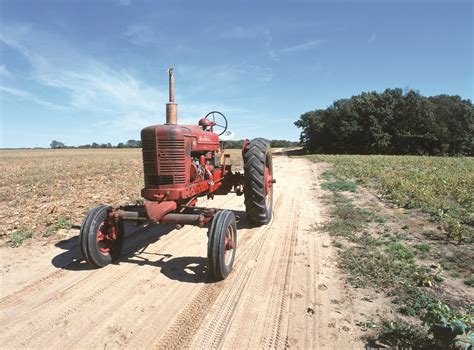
205 111 228 136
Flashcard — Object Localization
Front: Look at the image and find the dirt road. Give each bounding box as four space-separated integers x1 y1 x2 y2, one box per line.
0 156 363 349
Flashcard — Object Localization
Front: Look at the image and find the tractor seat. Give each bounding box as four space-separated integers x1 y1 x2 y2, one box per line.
199 118 214 128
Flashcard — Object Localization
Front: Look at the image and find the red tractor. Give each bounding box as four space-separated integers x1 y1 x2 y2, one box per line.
80 67 275 280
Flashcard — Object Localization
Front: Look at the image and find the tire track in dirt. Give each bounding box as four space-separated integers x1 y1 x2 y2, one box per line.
0 193 236 318
260 198 299 348
89 195 244 349
1 225 194 346
0 224 171 311
1 194 231 344
153 194 283 350
1 194 240 347
184 215 278 349
0 156 364 349
0 269 67 309
213 167 301 349
190 196 299 350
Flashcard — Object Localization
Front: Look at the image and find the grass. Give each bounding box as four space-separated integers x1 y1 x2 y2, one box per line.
306 154 474 243
8 226 35 247
375 319 431 349
318 171 473 348
414 243 432 253
414 243 433 259
43 217 73 237
321 180 357 192
465 275 474 287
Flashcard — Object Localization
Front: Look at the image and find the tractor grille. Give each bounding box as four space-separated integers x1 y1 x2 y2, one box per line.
142 138 159 187
158 139 186 184
141 136 186 187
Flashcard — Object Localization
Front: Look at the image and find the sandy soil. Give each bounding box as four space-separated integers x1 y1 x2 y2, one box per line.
0 156 365 349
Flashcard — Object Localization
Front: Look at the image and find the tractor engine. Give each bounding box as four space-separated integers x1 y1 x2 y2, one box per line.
140 123 225 203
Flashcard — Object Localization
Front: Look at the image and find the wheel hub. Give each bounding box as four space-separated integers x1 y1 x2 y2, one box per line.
264 161 273 206
96 222 117 254
223 227 235 264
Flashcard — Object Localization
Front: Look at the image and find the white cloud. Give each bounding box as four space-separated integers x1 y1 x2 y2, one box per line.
368 33 377 44
0 23 168 121
0 22 270 143
0 85 67 110
280 39 324 54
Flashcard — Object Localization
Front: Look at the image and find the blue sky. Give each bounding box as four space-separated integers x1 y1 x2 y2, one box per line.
0 0 472 148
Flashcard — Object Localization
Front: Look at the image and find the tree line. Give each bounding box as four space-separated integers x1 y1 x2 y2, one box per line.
223 139 300 149
50 140 142 149
50 139 299 149
294 89 473 156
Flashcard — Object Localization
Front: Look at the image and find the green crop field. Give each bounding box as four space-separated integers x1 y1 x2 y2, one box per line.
305 155 474 243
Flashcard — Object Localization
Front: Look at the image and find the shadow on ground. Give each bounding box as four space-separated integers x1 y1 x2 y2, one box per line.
51 209 250 281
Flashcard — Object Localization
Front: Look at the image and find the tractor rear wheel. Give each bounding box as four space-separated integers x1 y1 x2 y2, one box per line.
207 210 237 280
80 205 125 268
243 138 273 225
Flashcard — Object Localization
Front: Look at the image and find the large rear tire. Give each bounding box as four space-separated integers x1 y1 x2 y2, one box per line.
207 210 237 280
243 138 273 225
80 205 125 268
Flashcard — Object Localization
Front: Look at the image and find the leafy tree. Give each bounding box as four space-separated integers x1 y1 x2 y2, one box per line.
50 140 66 149
125 139 142 148
295 89 473 156
222 139 299 149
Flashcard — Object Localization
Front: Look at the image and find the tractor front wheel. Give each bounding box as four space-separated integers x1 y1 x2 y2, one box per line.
243 138 273 225
207 210 237 280
80 205 125 268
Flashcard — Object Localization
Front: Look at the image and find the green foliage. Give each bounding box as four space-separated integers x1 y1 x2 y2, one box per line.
391 282 434 317
54 139 141 148
442 216 473 244
319 172 473 349
222 139 299 149
377 319 432 349
414 243 433 259
321 170 336 181
306 155 474 243
385 242 415 261
415 243 432 253
321 180 357 192
465 275 474 287
50 140 66 149
44 217 72 237
295 89 474 156
8 226 34 247
422 301 473 348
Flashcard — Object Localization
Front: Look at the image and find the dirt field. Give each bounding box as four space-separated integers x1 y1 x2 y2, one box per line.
0 148 243 242
0 154 369 349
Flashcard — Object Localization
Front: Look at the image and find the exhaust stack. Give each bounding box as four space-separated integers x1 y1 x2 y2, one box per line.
166 66 177 124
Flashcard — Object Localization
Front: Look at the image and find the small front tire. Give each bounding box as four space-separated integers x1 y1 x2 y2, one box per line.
207 210 237 280
80 205 124 268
